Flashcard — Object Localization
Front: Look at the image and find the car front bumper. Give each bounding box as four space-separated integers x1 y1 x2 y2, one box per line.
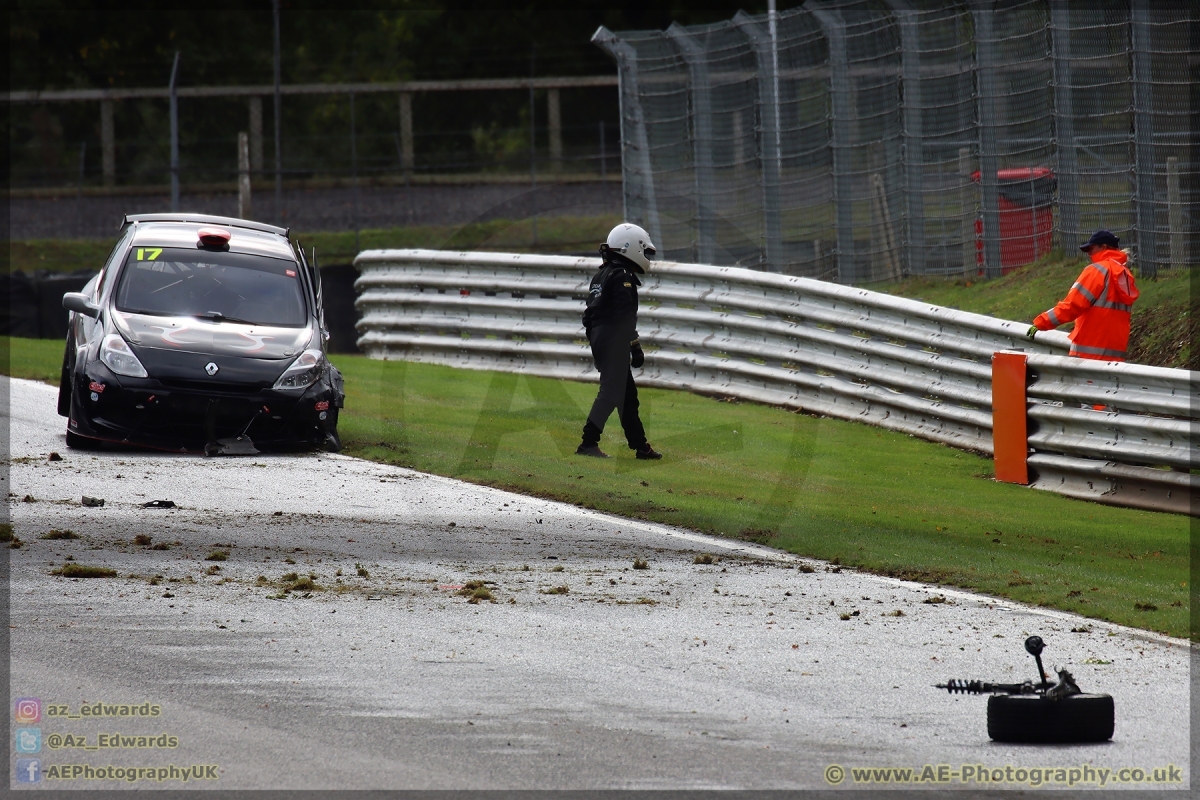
69 361 342 452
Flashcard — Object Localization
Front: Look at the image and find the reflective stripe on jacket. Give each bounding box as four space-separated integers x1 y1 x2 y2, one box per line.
1033 247 1138 361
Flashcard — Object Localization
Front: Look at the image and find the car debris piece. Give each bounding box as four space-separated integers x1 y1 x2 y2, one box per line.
48 452 63 461
142 500 176 509
205 435 259 457
81 496 105 507
936 636 1113 743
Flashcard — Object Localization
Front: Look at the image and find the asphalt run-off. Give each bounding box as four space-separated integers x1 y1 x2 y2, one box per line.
4 377 1190 790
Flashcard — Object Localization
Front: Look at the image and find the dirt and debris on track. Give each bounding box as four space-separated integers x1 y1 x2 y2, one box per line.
4 378 1190 791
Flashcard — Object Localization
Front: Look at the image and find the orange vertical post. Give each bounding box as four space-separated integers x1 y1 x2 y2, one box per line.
991 351 1029 484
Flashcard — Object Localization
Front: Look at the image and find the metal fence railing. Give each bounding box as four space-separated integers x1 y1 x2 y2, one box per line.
353 248 1197 515
593 0 1199 280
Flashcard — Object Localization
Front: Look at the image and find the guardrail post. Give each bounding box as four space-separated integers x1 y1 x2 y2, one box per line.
991 351 1028 484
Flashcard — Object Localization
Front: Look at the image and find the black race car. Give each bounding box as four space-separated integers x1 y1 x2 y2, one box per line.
58 213 345 454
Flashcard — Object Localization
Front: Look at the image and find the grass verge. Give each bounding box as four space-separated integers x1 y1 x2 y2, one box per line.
331 353 1186 637
4 337 1188 638
2 337 63 384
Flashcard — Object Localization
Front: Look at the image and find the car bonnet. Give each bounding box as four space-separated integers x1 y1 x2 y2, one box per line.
113 311 314 360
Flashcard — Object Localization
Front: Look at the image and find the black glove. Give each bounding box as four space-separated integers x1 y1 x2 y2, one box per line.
630 341 645 369
1026 325 1038 341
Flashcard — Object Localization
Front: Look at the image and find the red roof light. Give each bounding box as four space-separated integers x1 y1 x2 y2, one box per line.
197 227 232 246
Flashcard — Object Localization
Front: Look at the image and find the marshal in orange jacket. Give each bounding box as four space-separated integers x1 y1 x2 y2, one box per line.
1032 247 1139 361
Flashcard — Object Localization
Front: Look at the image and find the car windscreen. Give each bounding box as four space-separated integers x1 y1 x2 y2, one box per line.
115 247 307 327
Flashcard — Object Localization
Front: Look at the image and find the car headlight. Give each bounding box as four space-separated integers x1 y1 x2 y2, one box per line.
99 333 148 378
272 349 325 390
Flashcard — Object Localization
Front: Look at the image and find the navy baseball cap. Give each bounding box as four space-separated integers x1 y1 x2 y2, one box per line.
1079 230 1120 252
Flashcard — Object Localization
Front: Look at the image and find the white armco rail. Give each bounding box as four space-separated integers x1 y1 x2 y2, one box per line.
354 249 1196 516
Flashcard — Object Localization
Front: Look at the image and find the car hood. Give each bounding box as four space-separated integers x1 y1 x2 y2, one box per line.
113 311 313 359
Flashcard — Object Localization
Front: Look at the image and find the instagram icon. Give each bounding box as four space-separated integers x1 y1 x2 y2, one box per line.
14 698 41 724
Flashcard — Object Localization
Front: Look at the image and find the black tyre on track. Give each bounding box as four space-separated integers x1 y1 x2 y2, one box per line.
987 693 1114 743
57 341 73 418
65 429 101 450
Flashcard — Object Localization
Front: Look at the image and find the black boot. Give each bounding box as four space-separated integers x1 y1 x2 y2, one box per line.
635 443 662 460
578 419 607 457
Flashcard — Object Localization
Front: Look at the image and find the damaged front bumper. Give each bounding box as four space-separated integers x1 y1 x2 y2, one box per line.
69 361 344 453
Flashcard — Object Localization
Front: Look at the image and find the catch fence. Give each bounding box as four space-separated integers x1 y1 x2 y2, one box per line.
593 0 1199 280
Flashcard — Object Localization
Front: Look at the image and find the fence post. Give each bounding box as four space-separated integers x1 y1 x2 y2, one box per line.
733 12 783 272
237 131 251 220
547 88 562 173
1050 3 1080 256
959 147 976 272
810 5 857 284
248 96 263 175
398 92 414 179
349 92 359 253
100 99 115 187
991 351 1029 484
887 0 924 277
168 51 181 212
1167 156 1182 269
971 5 1002 279
592 28 662 247
1130 0 1159 278
666 24 716 265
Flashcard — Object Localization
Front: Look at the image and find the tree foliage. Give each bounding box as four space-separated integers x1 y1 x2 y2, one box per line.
9 2 768 188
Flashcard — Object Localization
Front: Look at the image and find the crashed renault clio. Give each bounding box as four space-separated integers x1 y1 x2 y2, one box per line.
58 213 345 454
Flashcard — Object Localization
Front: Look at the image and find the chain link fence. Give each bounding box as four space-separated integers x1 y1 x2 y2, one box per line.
595 0 1198 280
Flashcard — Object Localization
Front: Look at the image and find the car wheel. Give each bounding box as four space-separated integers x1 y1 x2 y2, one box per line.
987 693 1114 743
57 341 73 418
65 429 101 451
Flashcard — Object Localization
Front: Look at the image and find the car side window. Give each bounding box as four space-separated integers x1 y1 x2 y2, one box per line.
93 227 134 302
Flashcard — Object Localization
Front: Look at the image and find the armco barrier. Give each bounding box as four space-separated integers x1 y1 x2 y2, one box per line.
354 249 1195 515
992 352 1197 515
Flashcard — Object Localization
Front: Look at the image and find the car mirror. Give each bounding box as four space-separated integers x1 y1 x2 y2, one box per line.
62 292 100 319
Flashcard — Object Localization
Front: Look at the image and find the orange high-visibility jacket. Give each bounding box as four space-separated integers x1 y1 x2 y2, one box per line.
1033 247 1139 361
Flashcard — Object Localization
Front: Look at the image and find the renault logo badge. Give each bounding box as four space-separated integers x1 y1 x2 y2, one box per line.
205 362 219 376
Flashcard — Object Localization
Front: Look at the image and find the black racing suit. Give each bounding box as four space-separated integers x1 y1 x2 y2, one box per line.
580 255 648 450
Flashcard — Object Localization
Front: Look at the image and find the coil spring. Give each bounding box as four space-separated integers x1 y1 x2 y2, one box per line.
941 679 987 695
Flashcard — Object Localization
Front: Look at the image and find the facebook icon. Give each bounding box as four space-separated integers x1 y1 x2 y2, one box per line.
16 758 41 783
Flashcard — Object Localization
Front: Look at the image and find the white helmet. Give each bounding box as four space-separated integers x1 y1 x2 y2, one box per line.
605 223 656 271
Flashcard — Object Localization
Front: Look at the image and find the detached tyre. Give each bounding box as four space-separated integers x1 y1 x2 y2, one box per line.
987 694 1114 743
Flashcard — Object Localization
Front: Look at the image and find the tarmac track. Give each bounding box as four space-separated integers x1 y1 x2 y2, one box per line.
3 377 1191 791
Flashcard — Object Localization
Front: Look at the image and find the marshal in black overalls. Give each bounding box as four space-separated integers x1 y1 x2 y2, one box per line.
578 253 650 454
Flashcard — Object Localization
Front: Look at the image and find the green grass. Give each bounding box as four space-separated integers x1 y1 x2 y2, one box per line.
870 251 1196 369
1 337 63 384
3 335 1189 636
4 214 620 275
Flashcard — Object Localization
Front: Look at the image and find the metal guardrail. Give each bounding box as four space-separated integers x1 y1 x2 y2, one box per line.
354 249 1195 515
1020 355 1197 515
